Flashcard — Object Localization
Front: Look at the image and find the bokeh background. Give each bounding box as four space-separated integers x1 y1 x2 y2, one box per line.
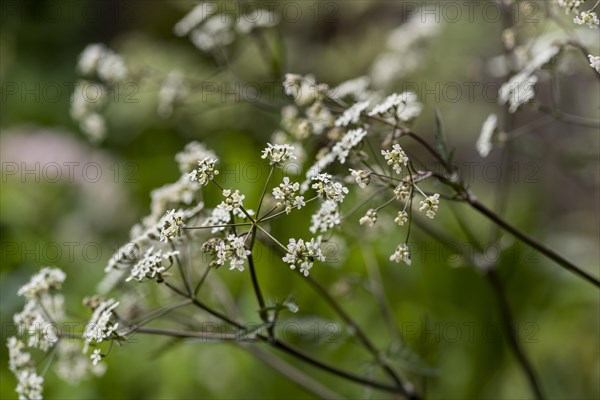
1 0 599 398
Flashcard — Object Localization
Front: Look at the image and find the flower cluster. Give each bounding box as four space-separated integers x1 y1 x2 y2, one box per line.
311 174 349 204
359 209 378 227
17 267 66 299
419 194 440 219
83 297 120 344
273 177 305 214
382 144 409 174
368 92 423 122
310 200 341 234
77 43 128 82
126 247 179 282
218 189 246 212
349 169 370 189
159 209 186 242
390 243 411 265
282 238 326 276
188 158 220 186
477 114 498 158
215 235 251 271
261 143 297 166
335 101 370 127
331 128 367 164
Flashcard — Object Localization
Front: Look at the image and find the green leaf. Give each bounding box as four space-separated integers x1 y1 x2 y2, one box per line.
434 109 452 163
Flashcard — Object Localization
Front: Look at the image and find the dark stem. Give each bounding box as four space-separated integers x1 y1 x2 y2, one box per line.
485 269 545 400
467 196 600 287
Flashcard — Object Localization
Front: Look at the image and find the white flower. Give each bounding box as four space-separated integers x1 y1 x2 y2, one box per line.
589 55 600 73
382 144 409 174
126 247 178 282
189 15 235 52
394 182 411 200
283 74 327 106
96 50 128 82
499 72 538 113
329 76 371 101
188 158 219 186
395 211 408 226
236 9 278 33
311 174 349 203
574 11 599 28
261 143 297 166
13 299 58 351
335 101 370 127
359 209 378 227
390 243 411 265
174 3 215 36
158 70 189 118
331 128 368 164
558 0 584 14
80 113 106 143
349 169 370 189
17 267 66 299
54 341 107 384
368 92 422 121
310 200 341 234
15 368 44 400
273 177 305 214
477 114 498 158
77 43 107 76
218 189 245 212
83 298 120 344
90 349 102 366
159 209 185 242
215 235 251 271
7 337 31 373
419 194 440 219
282 238 325 276
202 207 231 233
176 142 217 173
150 176 200 218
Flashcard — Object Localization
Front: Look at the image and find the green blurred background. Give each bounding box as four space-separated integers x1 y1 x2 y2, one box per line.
1 0 599 398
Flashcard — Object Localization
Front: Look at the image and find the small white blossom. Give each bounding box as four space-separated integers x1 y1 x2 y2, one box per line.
574 11 599 28
90 349 102 366
310 200 341 234
13 299 58 351
311 174 349 204
17 267 66 299
96 50 128 82
158 70 189 118
173 3 215 36
558 0 584 14
150 176 200 219
189 15 235 52
218 189 245 212
236 9 278 33
335 101 370 127
77 44 107 76
176 142 217 173
329 76 371 101
15 368 44 400
359 209 378 227
349 169 370 189
273 177 305 214
589 55 600 73
283 74 327 106
79 113 106 143
159 209 185 242
499 72 538 113
282 237 325 276
368 92 422 121
83 298 120 344
216 235 251 271
419 194 440 219
331 128 368 164
477 114 498 158
382 144 409 174
390 243 411 265
188 158 219 186
203 207 232 233
7 337 31 373
395 211 408 226
261 143 297 166
394 182 411 200
126 247 178 282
